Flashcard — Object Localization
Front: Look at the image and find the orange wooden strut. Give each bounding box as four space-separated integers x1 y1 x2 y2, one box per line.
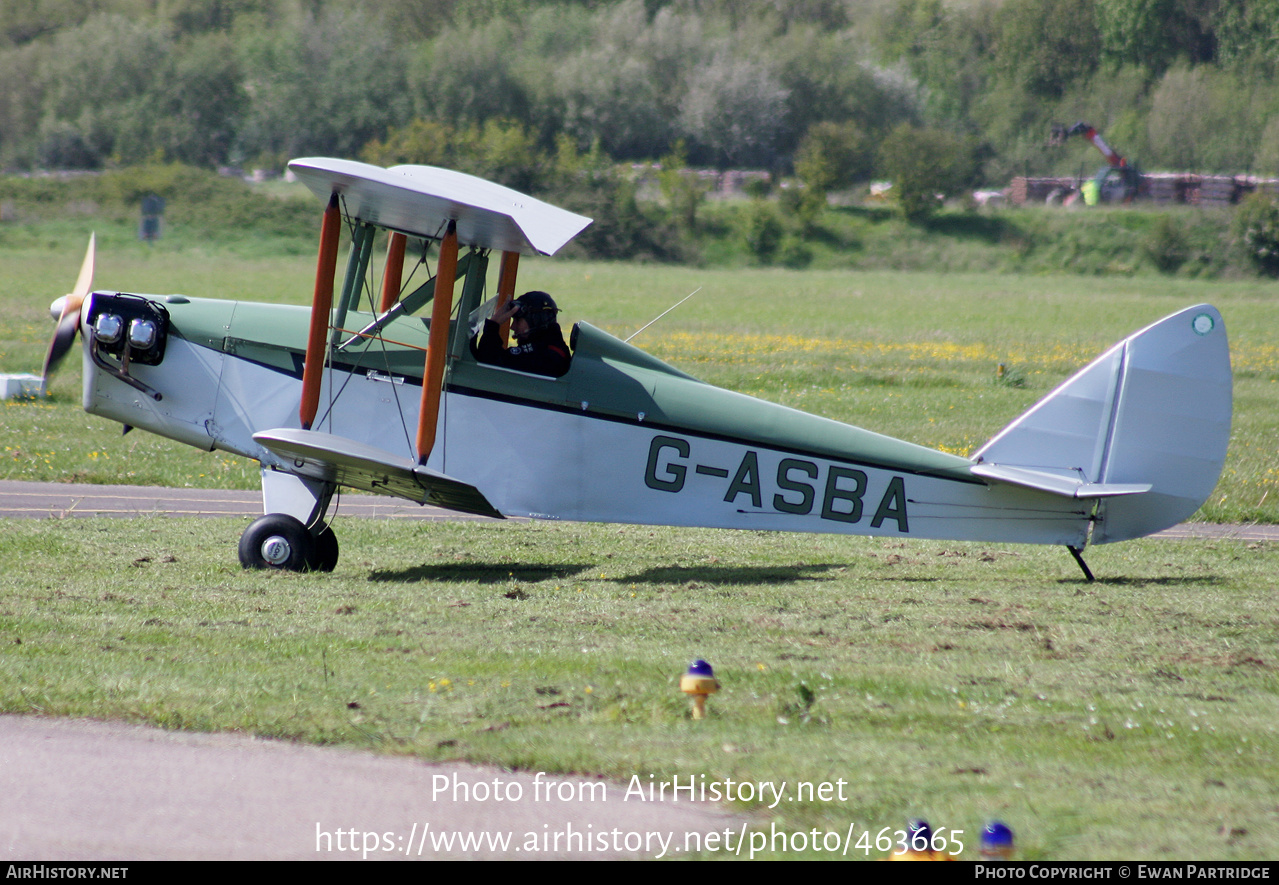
496 250 519 341
300 193 341 431
379 231 407 313
416 222 459 464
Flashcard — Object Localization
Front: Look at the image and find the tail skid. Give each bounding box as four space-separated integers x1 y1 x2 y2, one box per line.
972 305 1231 547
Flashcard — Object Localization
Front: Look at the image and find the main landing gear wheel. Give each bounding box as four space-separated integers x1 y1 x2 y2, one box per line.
239 514 314 571
311 523 339 572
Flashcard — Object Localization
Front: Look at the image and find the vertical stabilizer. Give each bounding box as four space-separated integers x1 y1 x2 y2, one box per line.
972 305 1231 543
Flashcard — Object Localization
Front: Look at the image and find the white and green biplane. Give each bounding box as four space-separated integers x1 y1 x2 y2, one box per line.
42 158 1232 578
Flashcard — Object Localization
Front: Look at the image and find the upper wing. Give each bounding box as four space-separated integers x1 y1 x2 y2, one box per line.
254 428 503 519
287 157 592 256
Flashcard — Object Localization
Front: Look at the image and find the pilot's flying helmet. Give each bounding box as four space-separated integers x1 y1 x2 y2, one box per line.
512 291 559 333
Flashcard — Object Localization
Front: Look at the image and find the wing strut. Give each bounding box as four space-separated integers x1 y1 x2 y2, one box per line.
338 252 474 351
496 250 519 340
416 220 458 464
379 232 407 313
332 221 375 335
300 193 341 430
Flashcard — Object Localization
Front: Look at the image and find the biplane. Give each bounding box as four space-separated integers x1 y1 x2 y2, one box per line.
41 158 1232 579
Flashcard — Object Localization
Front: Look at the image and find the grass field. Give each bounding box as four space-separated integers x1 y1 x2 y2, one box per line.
0 226 1277 860
1 517 1275 860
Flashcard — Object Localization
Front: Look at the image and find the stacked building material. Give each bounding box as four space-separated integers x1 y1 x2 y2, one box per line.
1011 173 1279 206
1008 176 1077 204
1194 175 1242 206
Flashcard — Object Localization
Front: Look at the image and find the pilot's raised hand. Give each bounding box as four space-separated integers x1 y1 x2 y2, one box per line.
491 300 521 323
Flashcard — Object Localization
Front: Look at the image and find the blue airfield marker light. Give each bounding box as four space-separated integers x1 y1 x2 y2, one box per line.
980 820 1015 859
679 659 720 720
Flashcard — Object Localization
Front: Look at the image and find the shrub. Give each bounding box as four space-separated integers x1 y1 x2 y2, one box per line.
877 125 979 223
743 201 783 264
795 120 872 196
1143 214 1188 274
778 236 814 269
1234 191 1279 277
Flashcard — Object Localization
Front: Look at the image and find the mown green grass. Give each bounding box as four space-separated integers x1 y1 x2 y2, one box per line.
0 516 1274 860
1 228 1277 860
3 230 1273 521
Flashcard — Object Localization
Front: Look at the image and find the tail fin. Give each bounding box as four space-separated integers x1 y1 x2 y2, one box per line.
971 305 1231 543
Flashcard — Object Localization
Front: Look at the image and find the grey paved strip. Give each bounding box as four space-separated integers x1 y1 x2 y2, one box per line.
0 716 742 861
1151 522 1278 542
0 479 492 521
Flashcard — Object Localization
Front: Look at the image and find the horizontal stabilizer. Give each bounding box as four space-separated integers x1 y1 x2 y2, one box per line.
970 463 1150 499
288 158 591 256
255 428 503 518
972 305 1231 543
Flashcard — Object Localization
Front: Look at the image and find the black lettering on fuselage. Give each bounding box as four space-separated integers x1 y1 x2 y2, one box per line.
871 475 909 532
645 435 689 492
724 451 762 508
644 435 909 533
821 465 868 523
774 458 818 514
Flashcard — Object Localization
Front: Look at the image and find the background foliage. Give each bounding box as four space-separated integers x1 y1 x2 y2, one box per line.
6 1 1279 263
6 0 1279 182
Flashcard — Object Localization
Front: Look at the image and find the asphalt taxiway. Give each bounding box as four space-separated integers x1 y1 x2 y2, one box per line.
1 479 1274 539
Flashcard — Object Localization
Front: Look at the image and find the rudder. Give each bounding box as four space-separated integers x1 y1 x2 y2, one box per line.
972 305 1231 544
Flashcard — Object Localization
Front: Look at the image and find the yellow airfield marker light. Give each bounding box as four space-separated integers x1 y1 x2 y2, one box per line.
680 659 720 720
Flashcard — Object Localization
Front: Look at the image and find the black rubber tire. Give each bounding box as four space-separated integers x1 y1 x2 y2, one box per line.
311 523 339 572
238 514 314 571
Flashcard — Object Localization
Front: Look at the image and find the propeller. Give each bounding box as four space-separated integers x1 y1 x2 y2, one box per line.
41 233 96 395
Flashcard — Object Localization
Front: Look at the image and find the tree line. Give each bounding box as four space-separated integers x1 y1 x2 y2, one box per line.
3 0 1279 197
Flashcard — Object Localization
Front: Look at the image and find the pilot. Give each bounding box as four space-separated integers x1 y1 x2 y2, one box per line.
472 290 571 377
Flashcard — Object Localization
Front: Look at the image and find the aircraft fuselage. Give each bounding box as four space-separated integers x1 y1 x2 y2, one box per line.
80 291 1093 548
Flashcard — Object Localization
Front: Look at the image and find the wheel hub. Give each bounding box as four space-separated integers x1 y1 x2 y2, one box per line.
261 535 292 566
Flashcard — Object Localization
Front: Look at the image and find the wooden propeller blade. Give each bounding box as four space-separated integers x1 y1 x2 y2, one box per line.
41 234 96 392
70 232 96 302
